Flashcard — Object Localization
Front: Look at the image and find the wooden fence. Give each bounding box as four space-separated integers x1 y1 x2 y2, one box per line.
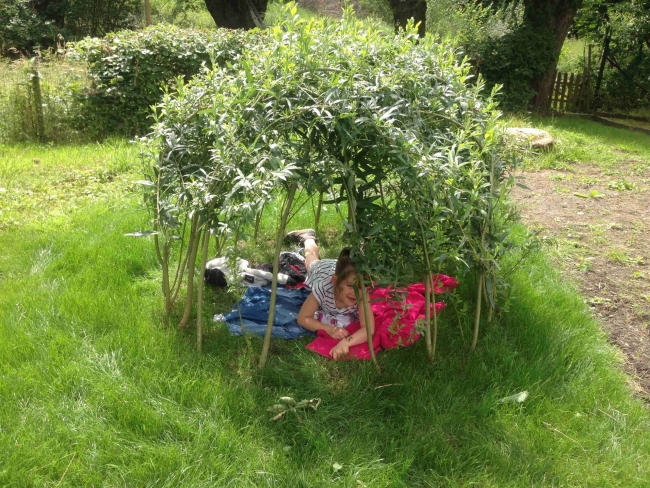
549 71 591 113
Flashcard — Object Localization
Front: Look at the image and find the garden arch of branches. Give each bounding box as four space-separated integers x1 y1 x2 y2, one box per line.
139 5 523 368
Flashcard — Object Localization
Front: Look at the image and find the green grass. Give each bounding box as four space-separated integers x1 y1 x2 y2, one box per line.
1 140 650 486
0 139 138 229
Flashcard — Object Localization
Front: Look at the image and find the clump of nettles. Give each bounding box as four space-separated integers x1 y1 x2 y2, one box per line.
138 2 524 363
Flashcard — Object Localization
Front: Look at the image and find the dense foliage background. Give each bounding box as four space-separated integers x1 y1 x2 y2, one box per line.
0 0 142 54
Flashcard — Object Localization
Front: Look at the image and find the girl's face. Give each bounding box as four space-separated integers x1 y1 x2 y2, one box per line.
333 272 359 308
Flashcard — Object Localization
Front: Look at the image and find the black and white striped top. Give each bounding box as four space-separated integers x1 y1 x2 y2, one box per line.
306 259 358 327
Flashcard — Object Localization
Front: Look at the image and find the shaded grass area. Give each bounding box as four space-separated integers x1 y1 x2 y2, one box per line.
1 142 650 486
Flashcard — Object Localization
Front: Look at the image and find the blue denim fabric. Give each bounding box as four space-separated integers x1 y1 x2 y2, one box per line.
222 286 314 339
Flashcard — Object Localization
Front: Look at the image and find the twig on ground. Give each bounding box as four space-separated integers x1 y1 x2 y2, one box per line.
542 422 588 453
374 384 403 390
55 452 76 488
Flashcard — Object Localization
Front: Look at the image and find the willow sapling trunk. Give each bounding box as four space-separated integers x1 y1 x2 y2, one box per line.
196 227 211 352
259 182 297 369
359 276 377 368
314 191 323 233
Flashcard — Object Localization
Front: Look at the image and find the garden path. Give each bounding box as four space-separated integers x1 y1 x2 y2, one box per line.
513 160 650 399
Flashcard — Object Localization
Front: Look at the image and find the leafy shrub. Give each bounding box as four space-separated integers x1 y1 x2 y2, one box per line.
478 24 555 111
71 24 246 137
139 4 522 358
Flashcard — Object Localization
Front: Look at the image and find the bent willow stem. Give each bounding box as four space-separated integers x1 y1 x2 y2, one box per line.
470 273 484 353
196 227 211 352
359 275 378 369
424 275 432 359
179 214 200 329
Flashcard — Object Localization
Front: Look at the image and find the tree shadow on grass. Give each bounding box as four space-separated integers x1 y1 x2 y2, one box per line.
191 248 648 486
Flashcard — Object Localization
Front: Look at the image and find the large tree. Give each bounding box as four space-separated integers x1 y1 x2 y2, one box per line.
203 0 268 29
386 0 427 37
524 0 584 108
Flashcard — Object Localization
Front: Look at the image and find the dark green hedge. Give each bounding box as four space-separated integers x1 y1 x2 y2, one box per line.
72 25 247 136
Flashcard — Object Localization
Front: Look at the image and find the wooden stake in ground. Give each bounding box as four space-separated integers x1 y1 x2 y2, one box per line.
424 274 432 358
30 63 46 143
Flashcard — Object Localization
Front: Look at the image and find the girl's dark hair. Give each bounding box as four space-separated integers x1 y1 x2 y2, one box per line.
334 248 357 282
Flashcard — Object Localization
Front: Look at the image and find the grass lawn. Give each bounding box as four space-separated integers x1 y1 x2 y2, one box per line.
1 135 649 486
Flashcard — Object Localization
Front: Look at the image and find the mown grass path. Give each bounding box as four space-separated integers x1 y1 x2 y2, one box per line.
1 140 649 486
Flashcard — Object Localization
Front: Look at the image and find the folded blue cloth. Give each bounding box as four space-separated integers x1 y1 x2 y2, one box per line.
220 286 314 339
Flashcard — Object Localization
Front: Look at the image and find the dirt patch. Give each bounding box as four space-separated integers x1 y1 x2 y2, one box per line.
512 161 650 399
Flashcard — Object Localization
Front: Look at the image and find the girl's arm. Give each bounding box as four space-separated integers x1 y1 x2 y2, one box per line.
330 290 375 360
297 293 350 340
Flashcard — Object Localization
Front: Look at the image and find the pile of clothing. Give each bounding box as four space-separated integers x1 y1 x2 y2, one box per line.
204 252 307 288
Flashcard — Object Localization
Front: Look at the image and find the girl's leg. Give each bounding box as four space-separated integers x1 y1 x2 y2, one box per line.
304 238 319 272
285 229 319 271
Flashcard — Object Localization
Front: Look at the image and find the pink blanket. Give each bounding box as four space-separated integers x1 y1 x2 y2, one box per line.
306 274 459 360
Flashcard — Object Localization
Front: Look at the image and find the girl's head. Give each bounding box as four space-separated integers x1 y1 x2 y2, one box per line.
332 248 359 308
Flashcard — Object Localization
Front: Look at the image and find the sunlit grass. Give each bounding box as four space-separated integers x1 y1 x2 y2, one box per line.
1 141 649 486
505 113 650 170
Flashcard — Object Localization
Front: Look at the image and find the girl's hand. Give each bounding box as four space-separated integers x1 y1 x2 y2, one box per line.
330 340 350 360
327 327 350 340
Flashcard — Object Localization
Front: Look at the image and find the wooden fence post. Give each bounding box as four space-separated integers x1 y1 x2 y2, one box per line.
585 44 593 112
30 62 46 143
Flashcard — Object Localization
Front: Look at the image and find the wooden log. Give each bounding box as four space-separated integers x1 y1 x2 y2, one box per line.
591 115 650 136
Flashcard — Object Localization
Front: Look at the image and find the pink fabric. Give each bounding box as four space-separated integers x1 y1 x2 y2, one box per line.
306 274 458 360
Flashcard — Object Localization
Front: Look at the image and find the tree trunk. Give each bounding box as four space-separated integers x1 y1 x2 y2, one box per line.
387 0 427 38
527 0 583 110
145 0 152 26
203 0 268 29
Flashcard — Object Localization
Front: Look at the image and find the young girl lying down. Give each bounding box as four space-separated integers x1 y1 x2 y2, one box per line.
287 229 375 360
